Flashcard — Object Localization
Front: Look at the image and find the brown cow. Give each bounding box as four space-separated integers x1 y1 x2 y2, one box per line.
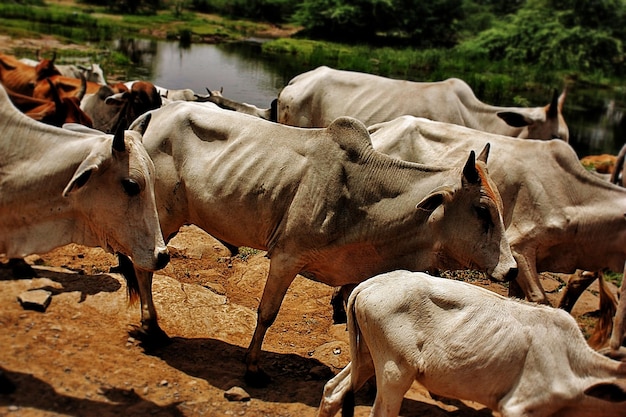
33 74 102 100
0 53 60 96
4 78 93 127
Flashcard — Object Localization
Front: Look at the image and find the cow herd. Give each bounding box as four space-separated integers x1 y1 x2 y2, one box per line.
1 51 626 415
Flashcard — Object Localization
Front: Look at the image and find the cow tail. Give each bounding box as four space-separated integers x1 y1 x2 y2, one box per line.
342 285 363 417
588 272 617 349
112 253 140 305
341 389 355 417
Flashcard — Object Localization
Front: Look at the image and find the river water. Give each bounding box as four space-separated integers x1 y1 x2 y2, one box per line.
114 38 626 157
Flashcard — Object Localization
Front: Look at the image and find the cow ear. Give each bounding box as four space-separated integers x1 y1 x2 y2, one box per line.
462 150 480 184
62 123 103 135
477 143 490 164
416 187 452 212
63 159 100 197
133 112 152 135
497 111 532 127
104 92 128 106
584 381 626 402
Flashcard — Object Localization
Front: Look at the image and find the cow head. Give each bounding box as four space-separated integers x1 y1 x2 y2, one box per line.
62 124 169 271
36 78 93 128
34 52 61 82
497 88 569 141
102 81 162 134
417 144 518 282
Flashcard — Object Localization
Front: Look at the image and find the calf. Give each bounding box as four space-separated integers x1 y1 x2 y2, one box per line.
318 270 626 417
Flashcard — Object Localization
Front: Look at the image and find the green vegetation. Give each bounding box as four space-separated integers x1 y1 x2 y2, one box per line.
605 270 624 288
0 0 624 87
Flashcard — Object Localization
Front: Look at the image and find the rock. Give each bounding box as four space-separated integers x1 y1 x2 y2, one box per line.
224 386 250 402
309 341 350 370
17 289 52 312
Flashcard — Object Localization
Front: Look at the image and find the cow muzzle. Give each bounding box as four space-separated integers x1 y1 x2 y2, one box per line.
502 267 518 282
155 250 170 270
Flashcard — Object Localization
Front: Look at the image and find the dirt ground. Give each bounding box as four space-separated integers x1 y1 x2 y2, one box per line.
0 225 610 417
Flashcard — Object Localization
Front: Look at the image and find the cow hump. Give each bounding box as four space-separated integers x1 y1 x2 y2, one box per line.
326 116 374 161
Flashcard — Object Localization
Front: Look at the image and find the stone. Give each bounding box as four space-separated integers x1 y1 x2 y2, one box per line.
17 289 52 312
224 386 250 402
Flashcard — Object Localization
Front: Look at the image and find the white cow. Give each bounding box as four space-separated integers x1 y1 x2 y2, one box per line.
196 88 276 120
19 57 107 85
0 83 169 274
120 101 517 386
318 270 626 417
277 66 568 141
366 116 626 309
57 63 107 85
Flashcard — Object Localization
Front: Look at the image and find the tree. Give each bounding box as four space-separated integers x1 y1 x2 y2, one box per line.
456 0 626 75
293 0 463 46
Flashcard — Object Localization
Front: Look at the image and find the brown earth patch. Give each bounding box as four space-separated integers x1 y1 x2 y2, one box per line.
0 225 610 417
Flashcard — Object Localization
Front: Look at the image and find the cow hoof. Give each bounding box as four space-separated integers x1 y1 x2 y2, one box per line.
244 368 271 388
129 325 171 349
5 258 37 279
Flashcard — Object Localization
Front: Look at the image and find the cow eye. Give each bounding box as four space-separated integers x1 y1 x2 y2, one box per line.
475 205 493 232
122 178 141 196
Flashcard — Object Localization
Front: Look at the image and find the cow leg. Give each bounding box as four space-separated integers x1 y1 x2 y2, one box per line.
330 284 357 324
318 363 353 417
3 258 37 278
115 253 169 346
133 267 170 346
371 360 414 417
558 270 598 312
509 253 550 305
244 255 300 387
610 272 626 351
319 350 377 417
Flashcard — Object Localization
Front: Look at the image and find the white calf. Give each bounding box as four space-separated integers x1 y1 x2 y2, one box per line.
318 270 626 417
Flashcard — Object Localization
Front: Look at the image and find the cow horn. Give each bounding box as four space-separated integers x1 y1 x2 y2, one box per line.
77 73 87 101
112 124 126 153
547 88 559 119
47 78 63 110
477 143 490 163
462 150 480 184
